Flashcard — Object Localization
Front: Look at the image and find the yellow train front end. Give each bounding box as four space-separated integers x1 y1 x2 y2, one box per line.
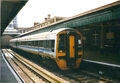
56 30 83 70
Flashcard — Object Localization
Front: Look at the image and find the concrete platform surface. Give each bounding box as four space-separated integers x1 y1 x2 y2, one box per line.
83 50 120 66
0 50 21 83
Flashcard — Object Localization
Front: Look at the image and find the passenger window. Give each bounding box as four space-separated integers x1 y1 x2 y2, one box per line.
51 40 55 52
34 41 38 47
26 41 28 46
39 41 43 47
32 41 34 47
24 41 27 46
19 42 21 46
51 40 55 48
29 41 32 46
23 41 25 46
58 34 66 53
44 40 49 48
21 42 23 46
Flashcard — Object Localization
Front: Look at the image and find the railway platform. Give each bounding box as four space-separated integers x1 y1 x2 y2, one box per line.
0 50 22 83
83 50 120 66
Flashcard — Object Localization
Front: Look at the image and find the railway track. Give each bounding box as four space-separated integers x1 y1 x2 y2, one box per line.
2 49 69 83
2 49 118 83
52 71 99 83
56 69 118 83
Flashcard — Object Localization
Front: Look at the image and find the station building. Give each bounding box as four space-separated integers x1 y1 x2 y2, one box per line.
75 15 120 53
16 14 66 34
15 1 120 65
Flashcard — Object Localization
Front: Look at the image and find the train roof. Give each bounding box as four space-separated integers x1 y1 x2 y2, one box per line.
10 28 76 42
49 28 76 33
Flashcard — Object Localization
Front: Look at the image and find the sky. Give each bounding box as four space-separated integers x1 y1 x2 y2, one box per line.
17 0 118 27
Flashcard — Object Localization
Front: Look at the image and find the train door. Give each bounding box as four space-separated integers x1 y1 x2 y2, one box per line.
66 32 77 67
69 35 75 58
67 31 83 67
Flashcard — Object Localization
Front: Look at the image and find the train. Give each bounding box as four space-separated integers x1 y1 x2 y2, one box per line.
9 28 83 70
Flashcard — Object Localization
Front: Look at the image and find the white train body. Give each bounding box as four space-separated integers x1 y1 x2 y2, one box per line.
10 28 83 70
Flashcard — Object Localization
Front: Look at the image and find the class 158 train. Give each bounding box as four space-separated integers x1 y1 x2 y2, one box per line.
9 28 83 70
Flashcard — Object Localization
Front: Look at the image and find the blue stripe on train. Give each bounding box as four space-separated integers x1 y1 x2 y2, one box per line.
17 45 52 53
38 48 52 53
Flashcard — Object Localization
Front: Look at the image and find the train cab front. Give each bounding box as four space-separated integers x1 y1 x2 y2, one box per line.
56 30 83 70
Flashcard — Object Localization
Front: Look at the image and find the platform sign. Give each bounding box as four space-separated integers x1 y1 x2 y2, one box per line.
106 32 114 39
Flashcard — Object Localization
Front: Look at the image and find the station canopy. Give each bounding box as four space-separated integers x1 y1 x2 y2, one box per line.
1 0 28 35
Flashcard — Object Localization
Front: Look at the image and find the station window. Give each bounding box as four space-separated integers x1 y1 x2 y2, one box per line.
93 30 99 46
8 24 12 28
106 28 114 43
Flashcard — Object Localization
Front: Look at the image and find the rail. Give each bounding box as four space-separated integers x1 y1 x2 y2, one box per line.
2 49 118 83
2 49 69 83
